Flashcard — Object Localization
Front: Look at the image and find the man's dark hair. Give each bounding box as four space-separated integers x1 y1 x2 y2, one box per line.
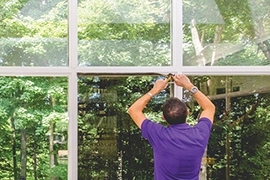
162 97 187 124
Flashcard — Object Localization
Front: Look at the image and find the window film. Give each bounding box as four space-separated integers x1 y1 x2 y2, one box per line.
78 0 171 66
183 0 270 66
185 75 270 179
0 0 68 66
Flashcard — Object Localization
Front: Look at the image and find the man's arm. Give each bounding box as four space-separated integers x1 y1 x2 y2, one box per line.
128 79 168 129
173 74 215 123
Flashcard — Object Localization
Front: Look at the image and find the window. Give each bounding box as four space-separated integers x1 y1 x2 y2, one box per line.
0 0 269 179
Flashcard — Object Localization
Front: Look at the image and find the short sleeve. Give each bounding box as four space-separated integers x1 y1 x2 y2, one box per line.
141 119 164 148
197 117 212 130
194 117 213 141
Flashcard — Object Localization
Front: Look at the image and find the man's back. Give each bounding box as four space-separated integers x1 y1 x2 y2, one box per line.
128 74 215 180
142 118 212 180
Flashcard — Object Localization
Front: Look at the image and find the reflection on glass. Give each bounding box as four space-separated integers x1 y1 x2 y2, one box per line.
183 0 270 66
78 0 171 66
184 75 270 179
0 0 68 66
78 75 170 179
78 75 270 179
0 77 68 179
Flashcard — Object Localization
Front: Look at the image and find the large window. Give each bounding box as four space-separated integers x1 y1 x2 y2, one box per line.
0 0 269 179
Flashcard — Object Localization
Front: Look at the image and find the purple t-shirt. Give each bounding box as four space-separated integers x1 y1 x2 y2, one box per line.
141 117 212 180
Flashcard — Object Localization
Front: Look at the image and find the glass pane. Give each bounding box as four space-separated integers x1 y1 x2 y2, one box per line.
78 0 171 66
78 75 270 179
78 75 170 179
185 75 270 179
0 0 68 66
183 0 270 66
0 77 68 179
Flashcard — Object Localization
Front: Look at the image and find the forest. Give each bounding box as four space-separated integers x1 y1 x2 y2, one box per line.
0 0 270 179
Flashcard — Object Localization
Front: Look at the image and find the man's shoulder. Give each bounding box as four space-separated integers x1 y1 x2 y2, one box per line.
142 119 163 128
141 119 165 143
141 119 165 134
198 117 212 124
195 117 213 132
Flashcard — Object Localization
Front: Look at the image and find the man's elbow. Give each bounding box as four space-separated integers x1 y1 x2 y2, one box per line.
208 104 216 119
210 103 216 112
128 107 135 116
204 103 216 115
127 107 131 114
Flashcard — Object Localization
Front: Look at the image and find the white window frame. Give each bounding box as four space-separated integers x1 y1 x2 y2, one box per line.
0 0 269 179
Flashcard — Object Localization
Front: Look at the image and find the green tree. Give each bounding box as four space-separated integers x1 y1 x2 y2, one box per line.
209 94 270 180
0 77 68 180
78 76 170 179
183 0 270 66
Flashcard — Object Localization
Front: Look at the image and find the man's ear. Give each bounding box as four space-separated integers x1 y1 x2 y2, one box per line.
162 115 166 120
186 110 190 116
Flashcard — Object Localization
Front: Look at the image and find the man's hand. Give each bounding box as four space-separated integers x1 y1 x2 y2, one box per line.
128 78 168 129
172 74 194 91
149 79 168 96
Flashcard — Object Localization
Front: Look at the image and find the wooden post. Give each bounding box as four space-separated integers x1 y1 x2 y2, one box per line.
225 76 231 180
200 148 208 180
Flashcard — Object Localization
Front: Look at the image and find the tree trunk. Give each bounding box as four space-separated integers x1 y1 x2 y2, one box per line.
211 25 223 65
11 116 18 180
49 121 56 167
20 129 27 179
33 129 38 180
200 148 207 180
49 96 59 180
256 18 270 60
258 40 270 60
225 76 231 180
49 121 59 180
190 19 206 66
226 133 231 180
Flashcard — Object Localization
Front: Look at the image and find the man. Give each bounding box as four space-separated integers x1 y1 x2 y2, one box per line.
128 74 215 180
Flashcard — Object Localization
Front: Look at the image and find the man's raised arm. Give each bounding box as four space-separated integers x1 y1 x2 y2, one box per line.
128 79 168 128
172 74 215 123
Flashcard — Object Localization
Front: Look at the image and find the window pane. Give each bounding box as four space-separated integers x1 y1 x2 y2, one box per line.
78 75 170 179
185 75 270 179
0 0 68 66
78 75 270 179
78 0 171 66
183 0 270 66
0 77 68 179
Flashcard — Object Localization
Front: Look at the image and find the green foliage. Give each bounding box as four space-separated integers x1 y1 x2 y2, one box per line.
1 0 171 66
2 0 268 66
50 164 68 180
0 77 68 179
78 76 170 179
0 0 270 179
183 0 270 66
208 94 270 179
78 75 270 179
